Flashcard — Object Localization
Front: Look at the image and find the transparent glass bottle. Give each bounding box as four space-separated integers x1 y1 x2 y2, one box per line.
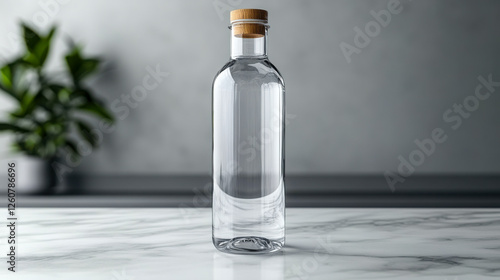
212 9 285 254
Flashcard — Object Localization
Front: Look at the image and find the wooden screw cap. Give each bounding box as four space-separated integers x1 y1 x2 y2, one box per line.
230 9 268 38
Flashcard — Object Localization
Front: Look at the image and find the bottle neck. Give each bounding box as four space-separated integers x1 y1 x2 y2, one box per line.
230 24 268 59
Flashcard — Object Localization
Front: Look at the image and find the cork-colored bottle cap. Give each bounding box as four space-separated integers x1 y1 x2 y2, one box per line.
230 9 268 38
230 9 268 23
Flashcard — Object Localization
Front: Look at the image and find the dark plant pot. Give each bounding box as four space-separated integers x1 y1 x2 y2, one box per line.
15 156 57 195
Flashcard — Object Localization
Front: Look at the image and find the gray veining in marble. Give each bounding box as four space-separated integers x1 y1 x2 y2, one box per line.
1 208 499 279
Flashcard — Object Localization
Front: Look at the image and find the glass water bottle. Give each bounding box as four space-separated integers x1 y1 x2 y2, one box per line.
212 9 285 254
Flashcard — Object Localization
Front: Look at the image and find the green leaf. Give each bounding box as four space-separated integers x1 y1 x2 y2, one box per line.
64 139 81 160
33 38 50 66
31 91 51 111
24 133 41 151
0 83 20 101
37 27 55 66
0 123 30 133
65 47 100 82
46 27 56 42
77 102 114 122
48 84 65 94
76 120 96 146
58 88 71 103
47 84 71 103
21 24 56 67
0 64 13 88
0 62 23 101
34 124 45 137
20 92 36 112
9 89 42 118
72 87 98 104
0 59 33 102
79 58 99 78
22 24 41 53
65 48 80 72
23 52 40 67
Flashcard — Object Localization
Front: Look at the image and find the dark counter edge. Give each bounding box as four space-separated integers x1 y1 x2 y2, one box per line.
1 174 500 207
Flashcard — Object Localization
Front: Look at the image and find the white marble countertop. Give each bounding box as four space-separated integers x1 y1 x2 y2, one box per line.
2 208 500 279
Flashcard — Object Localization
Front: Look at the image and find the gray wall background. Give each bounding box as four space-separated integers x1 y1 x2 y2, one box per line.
0 0 499 176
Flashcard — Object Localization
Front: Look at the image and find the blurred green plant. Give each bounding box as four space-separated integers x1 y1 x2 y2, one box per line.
0 23 113 160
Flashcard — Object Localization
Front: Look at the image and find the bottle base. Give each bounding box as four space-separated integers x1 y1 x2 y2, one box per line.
213 236 284 255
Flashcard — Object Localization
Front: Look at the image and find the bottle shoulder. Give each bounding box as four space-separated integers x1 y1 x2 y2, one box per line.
213 58 284 86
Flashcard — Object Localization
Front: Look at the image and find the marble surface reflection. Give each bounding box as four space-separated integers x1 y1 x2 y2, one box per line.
2 208 500 279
